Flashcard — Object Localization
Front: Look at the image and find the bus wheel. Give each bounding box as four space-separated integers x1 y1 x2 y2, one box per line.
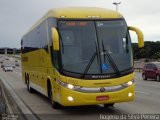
26 76 34 93
104 103 115 108
48 85 61 109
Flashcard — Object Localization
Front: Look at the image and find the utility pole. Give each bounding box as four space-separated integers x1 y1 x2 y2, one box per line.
113 2 121 12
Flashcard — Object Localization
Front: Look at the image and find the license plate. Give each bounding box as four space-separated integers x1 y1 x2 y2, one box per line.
96 96 109 101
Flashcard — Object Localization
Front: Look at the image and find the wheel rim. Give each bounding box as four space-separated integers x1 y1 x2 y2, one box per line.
157 75 159 81
143 74 145 79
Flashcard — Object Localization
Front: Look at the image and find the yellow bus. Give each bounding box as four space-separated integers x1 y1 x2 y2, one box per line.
21 7 144 109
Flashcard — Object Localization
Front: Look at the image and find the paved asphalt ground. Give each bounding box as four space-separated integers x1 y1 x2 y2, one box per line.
0 56 160 120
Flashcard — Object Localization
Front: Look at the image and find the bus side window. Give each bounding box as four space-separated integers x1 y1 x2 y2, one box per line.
38 22 49 53
21 39 23 53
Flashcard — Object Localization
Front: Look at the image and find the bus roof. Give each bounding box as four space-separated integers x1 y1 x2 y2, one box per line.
23 7 123 37
47 7 123 18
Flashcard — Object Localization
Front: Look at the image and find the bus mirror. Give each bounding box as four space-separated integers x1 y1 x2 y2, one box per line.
51 27 59 51
128 26 144 48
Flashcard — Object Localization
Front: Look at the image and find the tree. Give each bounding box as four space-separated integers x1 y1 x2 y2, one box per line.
132 41 160 59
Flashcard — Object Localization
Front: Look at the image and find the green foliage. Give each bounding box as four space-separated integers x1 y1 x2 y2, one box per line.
132 41 160 59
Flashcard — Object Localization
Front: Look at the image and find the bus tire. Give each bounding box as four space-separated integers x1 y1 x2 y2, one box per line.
25 73 27 84
52 100 62 109
104 103 115 108
26 75 34 93
48 81 62 109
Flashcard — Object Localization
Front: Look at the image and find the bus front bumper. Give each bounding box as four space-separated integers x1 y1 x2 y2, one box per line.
58 84 135 106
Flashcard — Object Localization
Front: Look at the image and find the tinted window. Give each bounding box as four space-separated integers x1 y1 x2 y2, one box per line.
155 64 160 68
58 20 132 76
145 64 151 69
22 20 48 53
22 35 30 53
152 64 157 69
96 20 132 72
58 21 100 74
38 21 48 52
47 18 57 46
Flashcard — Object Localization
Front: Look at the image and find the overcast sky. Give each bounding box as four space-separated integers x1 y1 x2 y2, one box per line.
0 0 160 48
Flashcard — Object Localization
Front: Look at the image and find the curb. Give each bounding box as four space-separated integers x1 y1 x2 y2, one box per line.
0 76 39 120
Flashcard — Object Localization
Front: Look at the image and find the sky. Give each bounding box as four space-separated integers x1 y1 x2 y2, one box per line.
0 0 160 48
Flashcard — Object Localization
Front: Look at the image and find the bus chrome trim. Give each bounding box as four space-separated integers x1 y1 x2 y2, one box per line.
59 79 134 93
75 85 127 93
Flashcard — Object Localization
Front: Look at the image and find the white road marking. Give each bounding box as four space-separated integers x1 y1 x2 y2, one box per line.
136 91 150 95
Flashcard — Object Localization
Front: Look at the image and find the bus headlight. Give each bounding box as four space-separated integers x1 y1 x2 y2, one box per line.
67 96 74 101
127 81 133 86
128 92 133 97
122 80 134 87
67 84 81 90
59 81 81 90
67 84 74 89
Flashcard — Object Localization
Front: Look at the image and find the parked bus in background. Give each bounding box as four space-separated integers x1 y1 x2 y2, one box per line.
21 7 144 109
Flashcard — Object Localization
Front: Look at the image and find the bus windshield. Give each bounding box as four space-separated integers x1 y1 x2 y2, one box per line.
58 20 133 79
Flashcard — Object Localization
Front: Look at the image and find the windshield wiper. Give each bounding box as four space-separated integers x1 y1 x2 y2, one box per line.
125 32 129 53
102 40 121 77
81 42 100 79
